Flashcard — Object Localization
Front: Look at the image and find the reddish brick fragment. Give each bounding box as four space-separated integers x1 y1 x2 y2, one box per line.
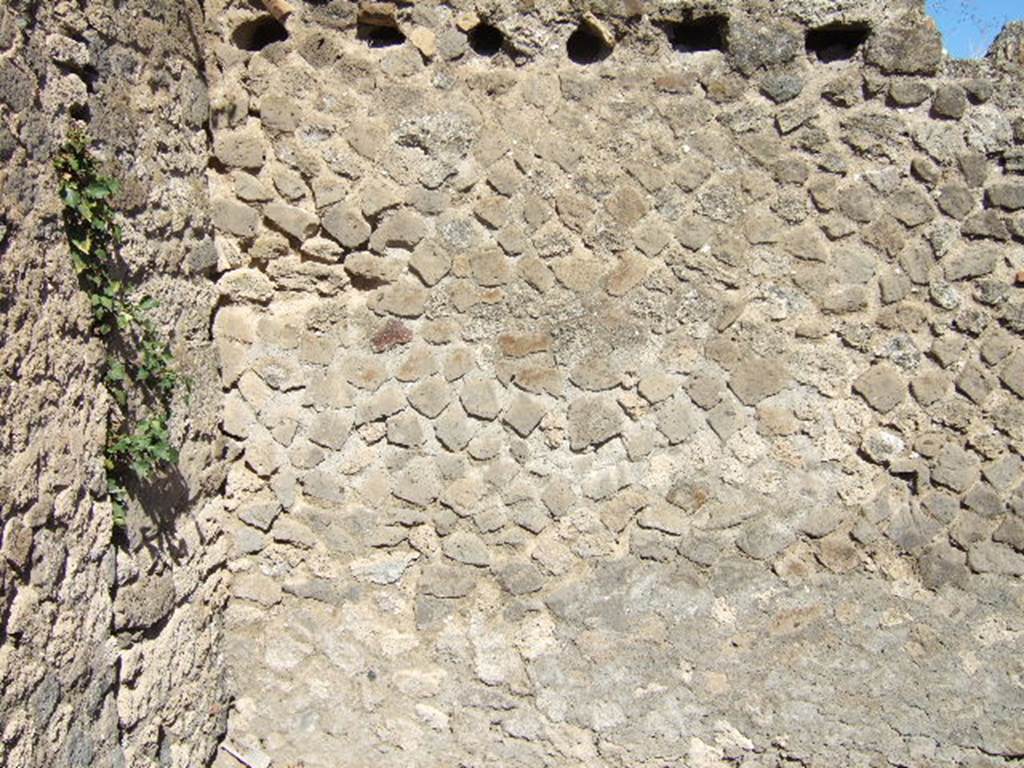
371 319 413 353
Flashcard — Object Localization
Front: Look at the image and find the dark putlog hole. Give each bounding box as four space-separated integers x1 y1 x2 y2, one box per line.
468 23 504 57
665 15 728 53
566 21 612 65
357 20 406 48
806 23 871 62
232 15 289 51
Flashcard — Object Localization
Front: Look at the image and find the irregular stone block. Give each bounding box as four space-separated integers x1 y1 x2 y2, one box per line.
212 197 260 237
729 356 790 406
931 84 968 120
442 531 491 567
567 395 623 451
852 363 907 413
322 204 371 249
932 443 980 493
865 12 943 75
419 564 475 598
214 124 266 168
393 458 442 508
502 394 545 437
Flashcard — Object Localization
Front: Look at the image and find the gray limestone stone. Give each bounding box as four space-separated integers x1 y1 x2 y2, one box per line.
760 72 804 103
935 185 975 220
469 248 511 287
238 497 282 532
541 477 577 519
865 12 943 75
993 517 1024 552
910 370 950 406
350 550 419 585
322 204 371 249
567 395 623 451
409 242 452 286
781 225 829 262
637 502 688 536
260 94 300 132
495 562 544 595
999 351 1024 398
387 411 426 447
962 210 1010 240
706 400 745 442
408 375 452 419
378 281 428 318
963 483 1004 518
656 395 699 445
931 444 980 493
861 428 905 464
218 269 274 303
212 198 260 238
355 385 405 424
442 531 491 567
931 84 968 119
344 252 401 286
888 79 932 106
460 378 501 420
967 541 1024 576
944 248 998 281
852 363 907 413
370 209 428 251
987 182 1024 211
983 454 1023 493
918 540 969 589
214 125 266 168
955 364 996 405
393 458 443 507
736 518 795 560
434 404 476 452
503 395 546 438
265 202 319 241
233 573 283 607
687 374 723 410
729 357 790 406
569 359 620 392
419 564 475 598
637 372 677 404
309 410 353 450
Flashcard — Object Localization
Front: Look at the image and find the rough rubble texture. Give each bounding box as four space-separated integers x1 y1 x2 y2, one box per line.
206 2 1024 767
0 2 228 767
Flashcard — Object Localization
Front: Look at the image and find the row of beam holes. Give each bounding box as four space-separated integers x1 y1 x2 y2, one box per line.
231 13 871 65
232 13 506 55
567 17 871 64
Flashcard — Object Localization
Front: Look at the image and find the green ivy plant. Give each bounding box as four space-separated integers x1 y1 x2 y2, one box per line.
54 130 181 527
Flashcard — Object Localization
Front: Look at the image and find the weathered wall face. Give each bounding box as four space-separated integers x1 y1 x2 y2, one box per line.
205 2 1024 767
0 2 228 766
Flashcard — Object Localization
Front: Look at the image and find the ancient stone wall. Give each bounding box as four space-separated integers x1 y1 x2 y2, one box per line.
3 0 1024 766
0 2 228 766
206 2 1024 766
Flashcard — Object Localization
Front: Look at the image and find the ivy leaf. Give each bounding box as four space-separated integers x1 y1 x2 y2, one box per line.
106 360 127 382
84 181 111 199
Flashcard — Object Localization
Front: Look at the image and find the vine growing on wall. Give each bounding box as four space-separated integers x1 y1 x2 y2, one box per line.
54 130 181 527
